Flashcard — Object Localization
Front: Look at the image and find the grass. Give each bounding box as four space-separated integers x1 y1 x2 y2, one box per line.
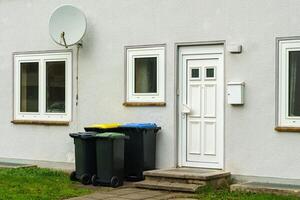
196 186 300 200
0 167 92 200
0 167 299 200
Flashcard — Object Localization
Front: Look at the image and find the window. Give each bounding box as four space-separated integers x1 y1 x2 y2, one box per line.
14 52 72 122
205 66 216 80
190 67 201 80
126 46 165 103
278 39 300 127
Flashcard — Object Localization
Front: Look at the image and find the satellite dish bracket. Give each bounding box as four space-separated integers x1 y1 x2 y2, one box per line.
60 32 68 48
77 41 83 48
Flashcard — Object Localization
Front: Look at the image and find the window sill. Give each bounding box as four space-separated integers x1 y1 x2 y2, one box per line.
123 102 166 107
275 126 300 132
11 120 69 126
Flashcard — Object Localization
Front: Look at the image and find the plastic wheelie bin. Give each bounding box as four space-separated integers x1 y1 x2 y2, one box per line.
91 132 128 187
85 123 161 181
69 132 97 185
120 123 160 181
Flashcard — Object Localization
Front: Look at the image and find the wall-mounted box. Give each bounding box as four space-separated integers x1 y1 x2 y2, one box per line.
227 82 245 105
227 44 242 53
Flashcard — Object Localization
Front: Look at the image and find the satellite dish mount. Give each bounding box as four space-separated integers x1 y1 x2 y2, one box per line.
60 32 68 48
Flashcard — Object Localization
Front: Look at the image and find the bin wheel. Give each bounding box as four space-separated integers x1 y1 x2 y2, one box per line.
80 174 91 185
70 171 77 181
110 176 120 188
91 175 98 186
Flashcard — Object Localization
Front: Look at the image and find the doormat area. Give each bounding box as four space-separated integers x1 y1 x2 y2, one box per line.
0 161 36 169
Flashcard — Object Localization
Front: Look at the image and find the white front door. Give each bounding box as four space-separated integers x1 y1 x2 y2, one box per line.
178 45 224 169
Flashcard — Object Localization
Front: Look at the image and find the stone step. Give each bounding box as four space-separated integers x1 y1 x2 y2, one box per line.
144 168 231 181
230 182 300 197
145 176 207 185
134 179 205 193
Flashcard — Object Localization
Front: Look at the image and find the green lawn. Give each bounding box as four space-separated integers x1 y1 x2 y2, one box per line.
196 186 300 200
0 167 299 200
0 167 92 200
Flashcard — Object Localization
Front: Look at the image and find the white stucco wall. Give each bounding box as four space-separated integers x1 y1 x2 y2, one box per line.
1 0 300 180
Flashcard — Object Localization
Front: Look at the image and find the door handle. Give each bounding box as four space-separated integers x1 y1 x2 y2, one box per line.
182 104 191 114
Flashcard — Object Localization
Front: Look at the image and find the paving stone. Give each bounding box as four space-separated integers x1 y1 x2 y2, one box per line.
137 190 168 196
110 188 144 195
148 192 192 200
120 192 156 199
173 198 198 200
66 186 194 200
84 192 116 199
66 196 94 200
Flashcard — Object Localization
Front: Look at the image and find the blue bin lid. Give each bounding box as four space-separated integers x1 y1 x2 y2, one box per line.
120 123 157 129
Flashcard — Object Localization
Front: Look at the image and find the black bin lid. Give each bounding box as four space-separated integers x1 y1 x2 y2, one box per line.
69 132 96 139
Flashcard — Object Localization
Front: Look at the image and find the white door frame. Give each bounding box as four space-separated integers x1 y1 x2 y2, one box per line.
175 42 225 169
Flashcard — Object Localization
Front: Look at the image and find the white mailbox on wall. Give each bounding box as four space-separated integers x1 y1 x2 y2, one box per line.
227 82 245 105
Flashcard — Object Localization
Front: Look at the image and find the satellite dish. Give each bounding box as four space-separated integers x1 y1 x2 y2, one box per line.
49 5 87 48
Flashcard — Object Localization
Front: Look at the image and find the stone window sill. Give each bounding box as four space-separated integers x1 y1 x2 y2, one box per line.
11 120 69 126
123 102 166 107
275 127 300 132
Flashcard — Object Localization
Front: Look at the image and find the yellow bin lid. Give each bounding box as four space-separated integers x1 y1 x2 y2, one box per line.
88 123 122 129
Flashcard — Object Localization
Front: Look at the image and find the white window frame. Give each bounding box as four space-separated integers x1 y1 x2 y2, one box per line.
278 39 300 127
125 46 165 103
13 51 72 122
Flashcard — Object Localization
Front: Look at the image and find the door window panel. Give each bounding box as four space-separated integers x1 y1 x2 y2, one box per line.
191 68 200 78
205 67 215 79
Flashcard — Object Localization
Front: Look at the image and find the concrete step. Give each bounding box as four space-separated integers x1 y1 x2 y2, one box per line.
134 179 205 193
144 168 230 181
230 182 300 197
135 168 231 193
145 176 207 184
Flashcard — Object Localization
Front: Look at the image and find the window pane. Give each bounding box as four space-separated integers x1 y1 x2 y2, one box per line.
46 61 65 113
20 62 39 112
134 57 157 93
206 68 215 78
289 51 300 116
191 68 200 78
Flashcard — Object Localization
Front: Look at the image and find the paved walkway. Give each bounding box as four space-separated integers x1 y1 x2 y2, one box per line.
68 187 197 200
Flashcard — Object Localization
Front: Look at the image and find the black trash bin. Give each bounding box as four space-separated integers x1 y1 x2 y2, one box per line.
69 132 97 185
91 132 128 187
85 123 160 181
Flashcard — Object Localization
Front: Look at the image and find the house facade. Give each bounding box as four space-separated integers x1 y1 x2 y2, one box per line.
1 0 300 183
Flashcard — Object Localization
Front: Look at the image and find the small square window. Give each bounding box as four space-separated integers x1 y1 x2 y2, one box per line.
126 46 165 103
190 67 201 80
191 68 199 78
205 67 216 80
